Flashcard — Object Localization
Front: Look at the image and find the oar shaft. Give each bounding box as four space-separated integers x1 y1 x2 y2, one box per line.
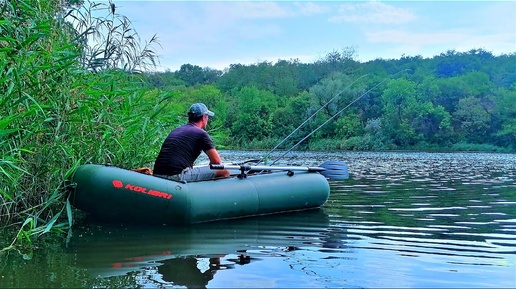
210 164 325 172
211 161 349 180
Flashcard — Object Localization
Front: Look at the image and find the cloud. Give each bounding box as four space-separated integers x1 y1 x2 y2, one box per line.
364 28 515 59
293 2 330 16
329 1 417 24
204 2 293 20
114 1 515 71
365 29 464 46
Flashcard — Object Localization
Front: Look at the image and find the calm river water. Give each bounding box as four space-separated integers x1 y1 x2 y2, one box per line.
1 151 515 288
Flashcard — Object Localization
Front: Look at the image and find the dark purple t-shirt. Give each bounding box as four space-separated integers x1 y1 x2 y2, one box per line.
153 123 215 175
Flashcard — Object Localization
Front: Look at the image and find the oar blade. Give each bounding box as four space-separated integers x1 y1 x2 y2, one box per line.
319 161 349 180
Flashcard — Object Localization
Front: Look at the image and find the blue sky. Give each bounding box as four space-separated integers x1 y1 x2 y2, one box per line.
111 1 515 71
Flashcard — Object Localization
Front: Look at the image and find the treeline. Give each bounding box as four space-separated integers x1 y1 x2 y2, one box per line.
145 49 516 152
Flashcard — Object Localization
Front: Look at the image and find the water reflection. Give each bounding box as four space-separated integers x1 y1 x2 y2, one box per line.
4 151 513 288
322 152 516 288
157 256 222 288
68 209 342 287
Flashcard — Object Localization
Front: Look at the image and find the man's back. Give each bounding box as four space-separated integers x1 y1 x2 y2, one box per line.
153 123 215 176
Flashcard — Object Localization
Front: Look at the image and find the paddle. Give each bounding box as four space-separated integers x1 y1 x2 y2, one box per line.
210 161 349 180
318 161 349 180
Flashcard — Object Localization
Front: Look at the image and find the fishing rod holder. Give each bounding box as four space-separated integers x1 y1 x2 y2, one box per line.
210 164 319 179
233 166 294 179
236 165 251 179
211 164 252 179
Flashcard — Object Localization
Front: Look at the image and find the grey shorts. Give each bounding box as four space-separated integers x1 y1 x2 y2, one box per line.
155 165 217 182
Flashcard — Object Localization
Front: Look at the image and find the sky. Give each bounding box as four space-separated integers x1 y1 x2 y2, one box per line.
106 0 515 71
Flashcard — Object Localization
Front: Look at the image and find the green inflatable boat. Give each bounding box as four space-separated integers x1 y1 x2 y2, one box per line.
68 161 348 224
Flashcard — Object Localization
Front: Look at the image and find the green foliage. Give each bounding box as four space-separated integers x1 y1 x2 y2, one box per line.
453 96 492 143
226 86 279 144
450 142 510 152
343 135 387 151
334 113 363 139
492 86 516 149
380 79 420 146
176 64 222 86
145 70 186 89
160 50 514 153
0 0 168 253
66 0 160 72
413 103 453 145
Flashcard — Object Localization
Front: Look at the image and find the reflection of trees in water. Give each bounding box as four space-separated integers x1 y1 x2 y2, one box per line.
116 226 348 289
124 254 254 289
78 209 337 288
112 226 346 289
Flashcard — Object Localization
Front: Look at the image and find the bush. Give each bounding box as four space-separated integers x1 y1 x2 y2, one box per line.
450 142 510 152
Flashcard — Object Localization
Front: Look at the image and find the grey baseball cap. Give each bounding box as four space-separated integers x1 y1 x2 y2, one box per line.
188 103 215 117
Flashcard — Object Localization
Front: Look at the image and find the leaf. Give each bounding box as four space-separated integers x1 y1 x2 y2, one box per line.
66 198 73 228
40 211 61 235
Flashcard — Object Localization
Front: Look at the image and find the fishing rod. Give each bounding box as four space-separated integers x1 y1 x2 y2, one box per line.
257 73 369 165
269 69 409 165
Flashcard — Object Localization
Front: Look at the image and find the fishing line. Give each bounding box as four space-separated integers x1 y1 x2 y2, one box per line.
269 69 409 165
257 73 369 165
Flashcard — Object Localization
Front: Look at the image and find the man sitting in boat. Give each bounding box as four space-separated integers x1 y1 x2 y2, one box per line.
153 103 230 182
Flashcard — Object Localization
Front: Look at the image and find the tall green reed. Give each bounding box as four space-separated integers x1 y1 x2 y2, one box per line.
1 0 171 254
67 0 160 72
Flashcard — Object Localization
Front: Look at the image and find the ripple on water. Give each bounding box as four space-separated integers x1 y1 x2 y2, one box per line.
325 152 515 284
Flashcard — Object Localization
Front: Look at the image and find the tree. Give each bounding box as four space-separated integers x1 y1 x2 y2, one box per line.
227 86 279 143
145 70 186 89
411 103 452 145
306 72 362 139
453 96 491 143
176 64 222 86
334 113 363 139
381 79 420 146
492 87 516 148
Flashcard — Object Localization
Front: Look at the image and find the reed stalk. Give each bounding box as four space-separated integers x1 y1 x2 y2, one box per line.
0 0 169 254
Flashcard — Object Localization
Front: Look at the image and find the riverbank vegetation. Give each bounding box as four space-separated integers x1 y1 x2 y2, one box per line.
148 50 515 153
1 0 515 254
0 0 170 253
